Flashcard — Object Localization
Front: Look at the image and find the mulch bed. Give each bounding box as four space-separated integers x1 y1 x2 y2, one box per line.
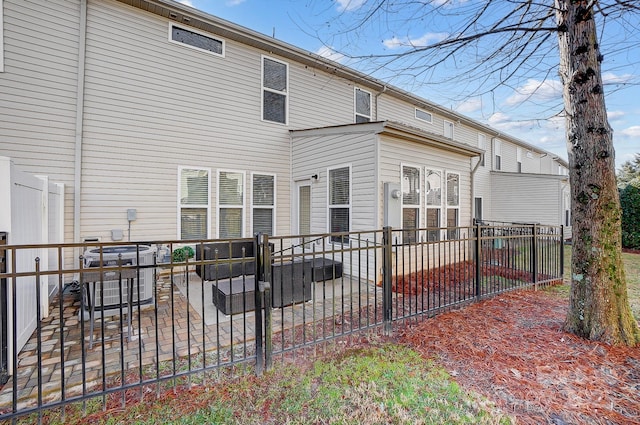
399 289 640 424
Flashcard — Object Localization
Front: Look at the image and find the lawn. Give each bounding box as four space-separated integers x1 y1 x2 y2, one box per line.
24 249 640 425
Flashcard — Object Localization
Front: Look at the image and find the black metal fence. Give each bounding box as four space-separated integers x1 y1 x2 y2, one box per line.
0 224 563 422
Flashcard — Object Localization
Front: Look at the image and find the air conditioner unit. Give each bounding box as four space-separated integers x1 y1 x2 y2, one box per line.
81 245 156 314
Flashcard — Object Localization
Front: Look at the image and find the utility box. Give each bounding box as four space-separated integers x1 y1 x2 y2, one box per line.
383 182 402 228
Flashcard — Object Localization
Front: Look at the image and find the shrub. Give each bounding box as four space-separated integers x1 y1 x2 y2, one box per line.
620 178 640 249
172 246 195 262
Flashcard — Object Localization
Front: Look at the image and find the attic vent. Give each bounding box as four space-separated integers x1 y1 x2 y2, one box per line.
169 23 224 57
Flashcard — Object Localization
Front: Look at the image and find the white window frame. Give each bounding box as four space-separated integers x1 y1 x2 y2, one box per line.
261 55 289 125
354 87 372 123
443 120 454 139
327 164 352 244
478 133 487 167
401 164 421 244
177 166 211 240
415 108 432 124
425 168 443 241
446 172 460 239
168 23 225 57
494 139 502 170
250 172 276 236
217 169 246 239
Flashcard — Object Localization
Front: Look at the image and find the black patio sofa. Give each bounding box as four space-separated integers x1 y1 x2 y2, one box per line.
195 241 342 315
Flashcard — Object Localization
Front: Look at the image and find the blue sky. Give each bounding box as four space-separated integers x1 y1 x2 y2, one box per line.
179 0 639 170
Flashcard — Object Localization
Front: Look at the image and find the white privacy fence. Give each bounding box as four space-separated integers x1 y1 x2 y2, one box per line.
0 156 64 371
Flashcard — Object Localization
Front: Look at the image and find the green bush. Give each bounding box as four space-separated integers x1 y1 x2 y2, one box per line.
172 246 195 262
620 178 640 249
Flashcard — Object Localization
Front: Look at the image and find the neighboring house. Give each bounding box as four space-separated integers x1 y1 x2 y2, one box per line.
0 0 571 248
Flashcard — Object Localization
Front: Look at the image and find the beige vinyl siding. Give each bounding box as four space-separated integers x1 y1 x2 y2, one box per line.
499 140 519 173
378 135 472 229
490 173 566 225
0 0 80 247
292 129 378 233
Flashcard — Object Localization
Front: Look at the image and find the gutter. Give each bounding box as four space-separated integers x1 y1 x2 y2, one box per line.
470 155 482 225
74 0 88 255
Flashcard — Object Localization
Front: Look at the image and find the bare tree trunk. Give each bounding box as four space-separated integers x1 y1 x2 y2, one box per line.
556 0 639 345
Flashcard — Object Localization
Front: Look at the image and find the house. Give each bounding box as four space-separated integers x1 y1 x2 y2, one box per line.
0 0 570 248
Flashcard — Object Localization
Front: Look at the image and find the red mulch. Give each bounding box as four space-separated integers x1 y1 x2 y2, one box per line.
399 289 640 424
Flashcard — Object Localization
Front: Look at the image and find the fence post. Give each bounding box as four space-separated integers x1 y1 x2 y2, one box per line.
382 226 393 336
532 224 538 288
254 233 264 376
475 223 482 299
560 225 565 281
261 234 272 371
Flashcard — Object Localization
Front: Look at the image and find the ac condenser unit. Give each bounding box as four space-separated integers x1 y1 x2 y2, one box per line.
82 245 156 312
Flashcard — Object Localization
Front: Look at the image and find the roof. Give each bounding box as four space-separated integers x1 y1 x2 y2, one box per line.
115 0 568 168
290 121 484 157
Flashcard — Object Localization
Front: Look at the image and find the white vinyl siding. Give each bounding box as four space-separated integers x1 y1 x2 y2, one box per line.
0 0 4 73
328 165 351 243
262 55 288 124
178 167 210 240
354 88 371 123
401 164 420 243
517 147 523 173
251 173 275 236
217 170 245 238
494 140 502 170
168 23 224 57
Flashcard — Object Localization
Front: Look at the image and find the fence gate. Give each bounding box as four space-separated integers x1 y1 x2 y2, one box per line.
0 232 7 385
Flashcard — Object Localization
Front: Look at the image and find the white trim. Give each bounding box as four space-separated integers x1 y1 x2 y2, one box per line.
446 172 460 239
177 166 211 240
354 87 372 123
261 55 289 125
216 169 246 239
250 172 276 236
443 120 454 139
327 164 352 244
425 168 443 241
414 108 432 124
474 196 483 222
168 22 225 57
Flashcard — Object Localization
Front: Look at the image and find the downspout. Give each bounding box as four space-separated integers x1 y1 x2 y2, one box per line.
74 0 88 259
373 85 387 121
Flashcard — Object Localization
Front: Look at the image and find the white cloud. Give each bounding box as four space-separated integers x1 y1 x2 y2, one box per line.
178 0 194 6
316 46 345 63
383 33 449 49
619 125 640 137
455 98 482 114
607 110 625 121
335 0 366 12
504 79 563 106
602 72 634 84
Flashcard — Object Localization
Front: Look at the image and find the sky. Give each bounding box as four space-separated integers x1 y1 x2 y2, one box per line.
178 0 640 170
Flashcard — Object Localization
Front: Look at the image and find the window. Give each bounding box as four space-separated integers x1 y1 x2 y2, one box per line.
169 23 224 56
426 169 442 241
517 148 523 173
262 56 288 124
443 120 454 139
355 88 371 123
478 134 486 166
328 166 350 243
415 108 432 123
474 197 483 223
402 165 420 244
446 173 460 239
179 167 210 240
495 140 502 170
218 171 245 238
252 173 275 236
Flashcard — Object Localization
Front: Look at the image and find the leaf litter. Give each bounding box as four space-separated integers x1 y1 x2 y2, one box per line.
399 288 640 424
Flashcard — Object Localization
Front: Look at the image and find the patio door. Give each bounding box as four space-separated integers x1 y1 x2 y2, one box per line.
295 181 311 246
